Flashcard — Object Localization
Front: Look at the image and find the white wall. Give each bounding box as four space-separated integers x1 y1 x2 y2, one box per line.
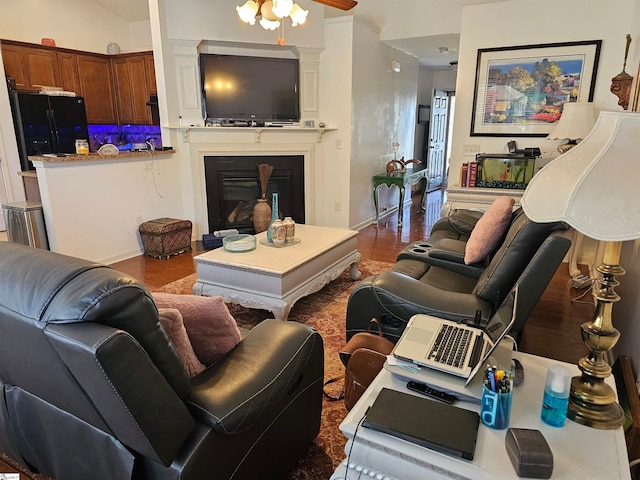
349 18 419 228
0 0 139 54
450 0 639 184
319 18 354 228
35 155 185 263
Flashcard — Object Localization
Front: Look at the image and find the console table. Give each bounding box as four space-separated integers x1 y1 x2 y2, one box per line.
330 352 630 480
373 165 428 227
441 186 524 216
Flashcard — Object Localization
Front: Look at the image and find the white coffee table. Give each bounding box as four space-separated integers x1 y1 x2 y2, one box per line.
193 224 361 320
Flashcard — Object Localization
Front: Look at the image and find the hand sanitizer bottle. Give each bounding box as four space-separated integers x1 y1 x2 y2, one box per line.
541 364 571 427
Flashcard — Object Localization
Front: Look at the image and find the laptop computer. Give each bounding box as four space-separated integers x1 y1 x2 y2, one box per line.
391 286 518 382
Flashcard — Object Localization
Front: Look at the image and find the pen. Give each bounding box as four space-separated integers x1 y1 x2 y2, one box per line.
488 369 496 392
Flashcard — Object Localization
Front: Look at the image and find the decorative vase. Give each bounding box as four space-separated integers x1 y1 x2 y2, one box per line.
266 192 280 243
254 163 274 235
106 42 121 54
253 197 271 233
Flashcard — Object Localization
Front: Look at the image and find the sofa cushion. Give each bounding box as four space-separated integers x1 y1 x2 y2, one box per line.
158 308 206 377
464 196 515 265
152 293 242 365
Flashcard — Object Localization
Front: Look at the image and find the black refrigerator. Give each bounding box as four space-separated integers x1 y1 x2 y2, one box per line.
8 88 89 171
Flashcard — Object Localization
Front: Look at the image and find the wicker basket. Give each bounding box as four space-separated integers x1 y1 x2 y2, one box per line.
139 217 192 258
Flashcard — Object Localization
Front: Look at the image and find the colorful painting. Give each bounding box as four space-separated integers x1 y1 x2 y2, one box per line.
471 41 602 137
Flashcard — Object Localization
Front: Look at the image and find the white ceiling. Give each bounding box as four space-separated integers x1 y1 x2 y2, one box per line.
91 0 460 68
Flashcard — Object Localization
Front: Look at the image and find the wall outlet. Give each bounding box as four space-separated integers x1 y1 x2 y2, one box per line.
463 144 480 156
334 202 341 211
335 139 342 149
136 214 144 226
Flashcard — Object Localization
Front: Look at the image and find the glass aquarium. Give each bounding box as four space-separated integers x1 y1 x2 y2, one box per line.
476 154 536 189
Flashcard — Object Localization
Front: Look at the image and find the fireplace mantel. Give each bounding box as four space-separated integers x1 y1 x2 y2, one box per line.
169 125 335 144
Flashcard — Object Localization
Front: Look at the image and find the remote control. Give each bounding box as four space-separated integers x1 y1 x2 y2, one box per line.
406 381 457 404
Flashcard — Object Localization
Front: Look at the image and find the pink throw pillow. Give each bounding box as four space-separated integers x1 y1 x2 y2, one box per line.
152 292 242 365
464 196 515 265
157 308 206 378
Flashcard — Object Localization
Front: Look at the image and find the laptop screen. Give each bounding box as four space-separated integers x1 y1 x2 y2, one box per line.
483 286 517 344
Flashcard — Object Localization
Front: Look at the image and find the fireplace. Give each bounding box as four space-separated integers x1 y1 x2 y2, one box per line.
204 155 305 233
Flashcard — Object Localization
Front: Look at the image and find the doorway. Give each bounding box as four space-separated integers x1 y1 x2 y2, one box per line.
425 89 455 192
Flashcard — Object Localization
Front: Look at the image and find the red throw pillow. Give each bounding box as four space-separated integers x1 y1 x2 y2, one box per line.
464 196 515 265
157 308 206 378
152 292 242 365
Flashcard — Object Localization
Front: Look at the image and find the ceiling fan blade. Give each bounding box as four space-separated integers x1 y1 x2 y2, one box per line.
313 0 358 11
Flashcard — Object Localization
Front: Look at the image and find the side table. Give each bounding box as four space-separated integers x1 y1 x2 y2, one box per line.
330 352 630 480
373 165 428 227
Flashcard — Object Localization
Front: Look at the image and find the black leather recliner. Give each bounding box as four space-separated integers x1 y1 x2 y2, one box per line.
346 207 571 343
0 242 323 480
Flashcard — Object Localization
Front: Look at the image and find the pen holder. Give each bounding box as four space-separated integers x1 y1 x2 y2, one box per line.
481 384 512 430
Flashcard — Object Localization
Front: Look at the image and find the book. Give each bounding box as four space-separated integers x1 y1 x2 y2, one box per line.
362 387 480 460
460 163 469 187
468 161 478 187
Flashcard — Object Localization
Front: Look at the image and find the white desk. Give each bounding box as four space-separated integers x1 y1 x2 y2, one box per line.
330 352 630 480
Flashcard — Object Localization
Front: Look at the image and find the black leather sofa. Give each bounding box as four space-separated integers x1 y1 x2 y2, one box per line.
0 242 323 480
346 207 571 343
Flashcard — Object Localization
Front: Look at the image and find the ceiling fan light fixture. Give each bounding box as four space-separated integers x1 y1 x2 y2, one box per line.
289 3 308 26
259 17 281 30
272 0 294 18
236 0 259 24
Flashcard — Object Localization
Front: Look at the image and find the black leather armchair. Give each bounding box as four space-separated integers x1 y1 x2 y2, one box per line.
346 208 571 343
0 242 323 480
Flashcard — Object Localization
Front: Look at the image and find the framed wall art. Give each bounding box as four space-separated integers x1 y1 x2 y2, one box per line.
471 40 602 137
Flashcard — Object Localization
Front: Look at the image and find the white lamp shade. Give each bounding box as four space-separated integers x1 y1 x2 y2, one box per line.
236 0 259 24
522 111 640 242
289 3 308 26
546 102 596 141
272 0 294 18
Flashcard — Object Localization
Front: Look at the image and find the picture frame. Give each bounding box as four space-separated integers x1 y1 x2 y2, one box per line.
471 40 602 137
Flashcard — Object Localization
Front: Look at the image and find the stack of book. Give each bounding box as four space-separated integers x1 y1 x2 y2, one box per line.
460 161 480 187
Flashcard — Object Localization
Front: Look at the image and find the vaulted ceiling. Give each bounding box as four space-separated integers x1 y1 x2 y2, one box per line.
91 0 460 68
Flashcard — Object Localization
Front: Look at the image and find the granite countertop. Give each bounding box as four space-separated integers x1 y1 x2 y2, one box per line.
29 149 175 163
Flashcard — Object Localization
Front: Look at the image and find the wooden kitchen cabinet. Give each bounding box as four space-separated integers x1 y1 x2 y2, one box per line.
57 51 81 94
76 53 117 124
144 54 156 94
112 54 153 125
1 40 156 126
1 43 29 89
1 41 60 91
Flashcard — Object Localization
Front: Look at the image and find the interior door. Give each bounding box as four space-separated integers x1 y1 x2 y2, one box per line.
426 90 449 192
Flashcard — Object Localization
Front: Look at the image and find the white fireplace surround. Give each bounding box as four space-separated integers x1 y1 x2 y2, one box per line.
177 127 330 239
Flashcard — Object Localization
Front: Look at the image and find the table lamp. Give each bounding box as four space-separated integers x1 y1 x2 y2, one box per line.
546 102 596 153
521 110 640 429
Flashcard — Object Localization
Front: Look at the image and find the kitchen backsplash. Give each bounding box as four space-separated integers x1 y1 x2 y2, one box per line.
87 124 162 152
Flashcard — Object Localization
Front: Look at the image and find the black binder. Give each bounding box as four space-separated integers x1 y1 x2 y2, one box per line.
362 388 480 460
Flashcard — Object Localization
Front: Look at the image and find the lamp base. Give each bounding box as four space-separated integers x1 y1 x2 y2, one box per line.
567 375 625 429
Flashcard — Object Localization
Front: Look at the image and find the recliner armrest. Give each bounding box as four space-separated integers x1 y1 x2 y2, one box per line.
371 270 491 325
187 320 322 435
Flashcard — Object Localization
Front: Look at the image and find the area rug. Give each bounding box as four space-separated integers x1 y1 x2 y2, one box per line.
1 259 392 480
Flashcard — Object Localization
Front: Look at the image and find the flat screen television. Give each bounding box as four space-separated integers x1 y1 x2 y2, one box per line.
199 53 300 124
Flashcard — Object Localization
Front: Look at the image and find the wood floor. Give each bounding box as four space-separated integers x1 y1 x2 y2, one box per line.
111 188 592 366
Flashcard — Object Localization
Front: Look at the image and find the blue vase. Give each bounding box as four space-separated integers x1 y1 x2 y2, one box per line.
266 192 279 243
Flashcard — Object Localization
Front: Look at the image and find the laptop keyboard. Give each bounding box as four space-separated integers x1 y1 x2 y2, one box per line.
428 324 472 368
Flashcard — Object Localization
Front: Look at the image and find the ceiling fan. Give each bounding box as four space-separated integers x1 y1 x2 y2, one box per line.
312 0 357 10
